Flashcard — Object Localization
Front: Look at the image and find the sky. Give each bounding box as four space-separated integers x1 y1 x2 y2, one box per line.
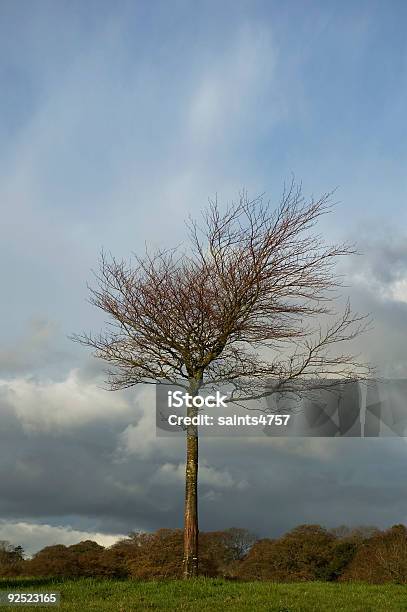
1 0 407 555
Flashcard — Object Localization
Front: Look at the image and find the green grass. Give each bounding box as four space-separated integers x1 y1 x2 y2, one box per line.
0 578 406 611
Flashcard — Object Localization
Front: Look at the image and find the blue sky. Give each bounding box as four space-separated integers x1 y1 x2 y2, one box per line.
1 0 407 339
1 1 407 553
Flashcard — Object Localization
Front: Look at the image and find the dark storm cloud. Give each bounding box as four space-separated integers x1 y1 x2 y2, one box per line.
1 361 407 553
341 231 407 377
198 437 407 535
1 230 407 553
0 381 178 534
349 231 407 286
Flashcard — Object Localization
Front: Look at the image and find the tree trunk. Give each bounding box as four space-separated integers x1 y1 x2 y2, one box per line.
183 379 200 578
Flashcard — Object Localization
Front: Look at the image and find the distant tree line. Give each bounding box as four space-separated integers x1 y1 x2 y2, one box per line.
1 524 406 584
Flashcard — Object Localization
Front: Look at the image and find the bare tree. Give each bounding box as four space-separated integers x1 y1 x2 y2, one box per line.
72 182 371 578
220 528 258 561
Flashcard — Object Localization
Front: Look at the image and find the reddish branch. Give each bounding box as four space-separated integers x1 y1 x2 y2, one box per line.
73 182 371 394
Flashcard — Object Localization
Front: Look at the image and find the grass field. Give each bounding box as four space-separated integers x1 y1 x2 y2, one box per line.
0 577 406 611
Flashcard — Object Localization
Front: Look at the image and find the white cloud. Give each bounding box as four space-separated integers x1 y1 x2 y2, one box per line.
116 387 160 458
153 461 248 491
349 270 407 305
0 521 124 557
115 386 183 461
386 278 407 304
0 369 133 433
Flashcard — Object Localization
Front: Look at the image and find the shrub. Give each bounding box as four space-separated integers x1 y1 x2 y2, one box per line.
341 525 407 583
0 541 25 577
237 525 337 581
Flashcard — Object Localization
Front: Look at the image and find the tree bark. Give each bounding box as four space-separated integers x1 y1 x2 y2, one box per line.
183 379 200 578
